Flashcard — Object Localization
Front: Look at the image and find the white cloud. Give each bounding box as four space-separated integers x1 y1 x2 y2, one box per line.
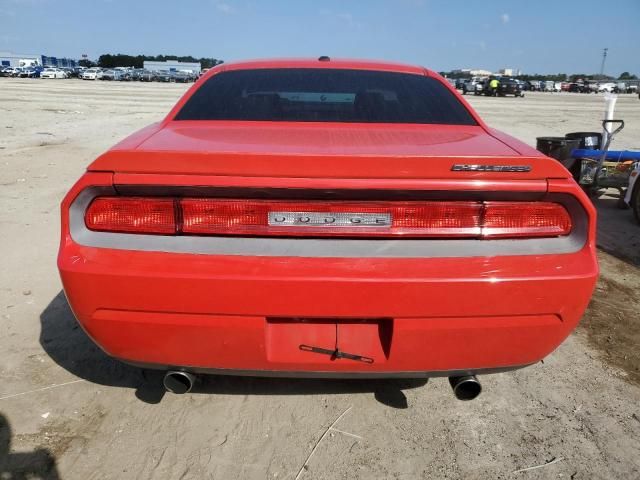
213 1 235 14
217 3 233 13
500 13 510 24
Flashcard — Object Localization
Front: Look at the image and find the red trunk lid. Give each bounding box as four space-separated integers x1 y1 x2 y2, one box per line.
88 122 569 182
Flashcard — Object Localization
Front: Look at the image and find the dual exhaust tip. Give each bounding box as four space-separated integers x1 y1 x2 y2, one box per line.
163 371 196 394
163 370 482 400
449 375 482 401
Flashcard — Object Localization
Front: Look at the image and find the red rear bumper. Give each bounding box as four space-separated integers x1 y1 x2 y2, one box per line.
58 173 598 377
59 243 597 376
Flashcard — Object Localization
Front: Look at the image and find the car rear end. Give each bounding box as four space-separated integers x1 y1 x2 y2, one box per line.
58 60 598 384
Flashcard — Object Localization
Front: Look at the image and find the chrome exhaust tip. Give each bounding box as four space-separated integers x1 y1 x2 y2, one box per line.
449 375 482 401
163 371 196 394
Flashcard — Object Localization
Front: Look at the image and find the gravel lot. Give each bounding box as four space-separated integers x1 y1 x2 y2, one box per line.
1 79 639 480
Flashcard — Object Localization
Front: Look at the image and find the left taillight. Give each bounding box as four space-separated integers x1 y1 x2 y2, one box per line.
85 197 176 234
84 196 572 239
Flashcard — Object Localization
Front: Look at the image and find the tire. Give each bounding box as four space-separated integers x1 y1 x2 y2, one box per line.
632 182 640 224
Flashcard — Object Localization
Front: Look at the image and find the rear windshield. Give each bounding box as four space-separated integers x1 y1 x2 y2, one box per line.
174 68 477 125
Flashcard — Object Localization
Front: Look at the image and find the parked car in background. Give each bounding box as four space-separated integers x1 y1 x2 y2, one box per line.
82 68 103 80
19 66 43 78
614 82 626 93
528 80 543 91
598 82 616 93
462 77 484 95
72 66 87 78
113 67 132 81
174 71 195 83
41 68 67 79
156 70 174 82
568 82 585 93
516 80 531 91
138 69 157 82
6 67 24 77
129 69 146 81
58 58 598 398
495 77 525 97
101 69 127 81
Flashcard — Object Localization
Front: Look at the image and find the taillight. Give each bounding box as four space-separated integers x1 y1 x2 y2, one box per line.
85 197 176 234
180 200 484 237
482 202 572 238
84 197 572 239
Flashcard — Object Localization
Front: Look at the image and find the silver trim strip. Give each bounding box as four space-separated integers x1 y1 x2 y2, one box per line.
70 187 588 258
268 211 392 227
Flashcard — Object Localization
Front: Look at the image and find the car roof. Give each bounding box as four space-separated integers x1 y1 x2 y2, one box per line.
216 58 432 76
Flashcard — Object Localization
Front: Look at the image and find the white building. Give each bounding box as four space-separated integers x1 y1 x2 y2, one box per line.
452 68 493 77
499 68 522 77
143 60 201 73
0 52 41 68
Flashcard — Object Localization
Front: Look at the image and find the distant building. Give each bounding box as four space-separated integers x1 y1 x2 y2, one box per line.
499 68 522 77
0 52 41 67
144 60 201 73
0 52 77 68
452 68 493 77
41 56 77 68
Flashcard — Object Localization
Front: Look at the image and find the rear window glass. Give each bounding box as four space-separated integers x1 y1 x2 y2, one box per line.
174 68 477 125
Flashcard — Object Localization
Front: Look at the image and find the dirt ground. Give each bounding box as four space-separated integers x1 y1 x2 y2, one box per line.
1 79 639 480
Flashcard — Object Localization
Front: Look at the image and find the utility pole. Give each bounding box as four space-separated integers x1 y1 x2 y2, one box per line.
599 48 608 76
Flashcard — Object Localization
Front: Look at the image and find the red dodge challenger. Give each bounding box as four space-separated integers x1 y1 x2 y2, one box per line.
58 58 598 399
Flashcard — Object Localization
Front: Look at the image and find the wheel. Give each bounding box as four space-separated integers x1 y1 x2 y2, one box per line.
632 183 640 224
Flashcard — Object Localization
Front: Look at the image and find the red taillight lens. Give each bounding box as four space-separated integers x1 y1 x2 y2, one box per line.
84 197 572 239
85 197 175 234
482 202 572 238
180 200 483 237
181 199 270 235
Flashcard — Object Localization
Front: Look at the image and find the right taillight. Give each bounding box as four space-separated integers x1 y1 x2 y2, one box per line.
482 202 572 238
84 197 572 239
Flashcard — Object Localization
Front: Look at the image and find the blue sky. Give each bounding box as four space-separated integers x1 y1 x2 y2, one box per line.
1 0 638 75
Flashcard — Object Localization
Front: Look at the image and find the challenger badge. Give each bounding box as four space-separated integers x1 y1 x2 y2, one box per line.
452 164 532 172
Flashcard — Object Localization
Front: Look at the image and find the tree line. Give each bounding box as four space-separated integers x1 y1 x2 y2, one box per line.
79 54 224 69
